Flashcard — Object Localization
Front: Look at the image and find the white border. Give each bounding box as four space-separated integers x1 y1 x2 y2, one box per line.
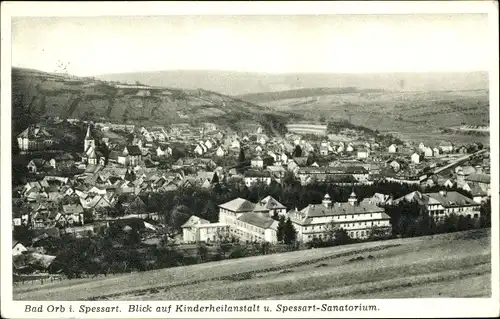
1 1 499 318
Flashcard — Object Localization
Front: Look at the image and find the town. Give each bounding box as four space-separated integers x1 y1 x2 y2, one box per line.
12 114 491 281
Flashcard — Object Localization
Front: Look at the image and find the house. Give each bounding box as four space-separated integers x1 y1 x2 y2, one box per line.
17 125 54 151
360 193 393 206
410 152 422 164
194 144 204 156
288 192 392 242
357 148 370 159
432 147 440 157
244 170 272 187
251 156 264 168
205 139 214 150
118 145 142 166
258 135 268 145
423 147 434 158
439 141 454 153
388 144 398 153
12 242 28 256
266 165 286 181
464 173 491 198
231 139 241 149
181 216 229 243
218 197 279 243
255 145 263 153
61 204 85 226
389 160 401 172
27 159 47 173
215 146 226 157
393 190 481 222
346 144 354 153
156 145 172 157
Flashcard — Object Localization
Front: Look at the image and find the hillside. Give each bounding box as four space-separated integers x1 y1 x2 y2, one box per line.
248 88 490 145
13 229 490 300
96 70 489 96
11 67 294 135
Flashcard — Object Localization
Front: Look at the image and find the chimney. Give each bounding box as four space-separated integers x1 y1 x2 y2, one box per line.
439 190 447 197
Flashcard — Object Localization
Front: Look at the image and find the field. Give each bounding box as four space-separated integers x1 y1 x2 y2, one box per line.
13 229 490 301
251 89 490 146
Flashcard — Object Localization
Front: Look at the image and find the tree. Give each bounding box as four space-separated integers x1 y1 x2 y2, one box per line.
292 145 302 158
276 216 286 243
283 217 297 245
333 228 351 246
324 221 338 244
211 172 219 184
238 148 246 165
480 198 491 228
197 244 209 262
169 205 190 231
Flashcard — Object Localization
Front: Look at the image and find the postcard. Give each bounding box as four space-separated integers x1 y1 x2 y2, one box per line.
1 1 498 318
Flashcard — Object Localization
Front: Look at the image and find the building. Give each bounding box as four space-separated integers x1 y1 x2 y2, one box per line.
288 192 392 242
387 144 398 153
218 197 279 243
251 156 264 168
82 125 103 166
181 216 229 243
12 242 27 256
17 125 54 151
257 196 287 218
244 170 272 187
357 148 370 159
439 141 454 153
118 145 142 166
393 190 481 222
410 152 422 164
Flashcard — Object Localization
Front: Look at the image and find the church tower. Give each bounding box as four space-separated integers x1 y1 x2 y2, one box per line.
84 125 95 152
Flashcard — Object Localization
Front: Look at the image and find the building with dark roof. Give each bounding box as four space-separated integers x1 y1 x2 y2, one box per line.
288 192 391 241
393 190 481 222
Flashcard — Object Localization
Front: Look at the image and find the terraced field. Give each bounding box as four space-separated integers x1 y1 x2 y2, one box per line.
14 229 491 301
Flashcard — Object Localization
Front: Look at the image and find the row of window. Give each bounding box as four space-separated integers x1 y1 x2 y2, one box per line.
303 220 385 232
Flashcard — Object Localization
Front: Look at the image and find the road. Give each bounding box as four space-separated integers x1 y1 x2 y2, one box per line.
420 149 487 181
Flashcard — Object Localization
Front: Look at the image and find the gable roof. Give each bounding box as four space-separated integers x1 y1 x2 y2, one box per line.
465 173 490 184
125 145 142 156
258 196 287 210
62 204 84 215
237 212 277 229
218 197 256 212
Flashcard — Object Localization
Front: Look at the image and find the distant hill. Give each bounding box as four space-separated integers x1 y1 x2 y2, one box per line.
96 70 489 96
11 67 295 135
236 87 385 104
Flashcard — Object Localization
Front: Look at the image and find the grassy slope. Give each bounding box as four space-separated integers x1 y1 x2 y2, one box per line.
11 68 282 134
13 229 491 300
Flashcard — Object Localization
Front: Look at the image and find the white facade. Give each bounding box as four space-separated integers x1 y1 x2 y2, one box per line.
289 194 391 242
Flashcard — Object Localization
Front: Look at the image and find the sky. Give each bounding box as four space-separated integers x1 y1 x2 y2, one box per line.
11 14 491 76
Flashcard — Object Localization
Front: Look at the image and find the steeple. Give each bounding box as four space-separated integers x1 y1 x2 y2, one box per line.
84 124 96 153
85 125 93 140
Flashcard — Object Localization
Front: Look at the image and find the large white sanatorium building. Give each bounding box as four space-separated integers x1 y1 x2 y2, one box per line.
288 192 392 242
182 196 287 244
